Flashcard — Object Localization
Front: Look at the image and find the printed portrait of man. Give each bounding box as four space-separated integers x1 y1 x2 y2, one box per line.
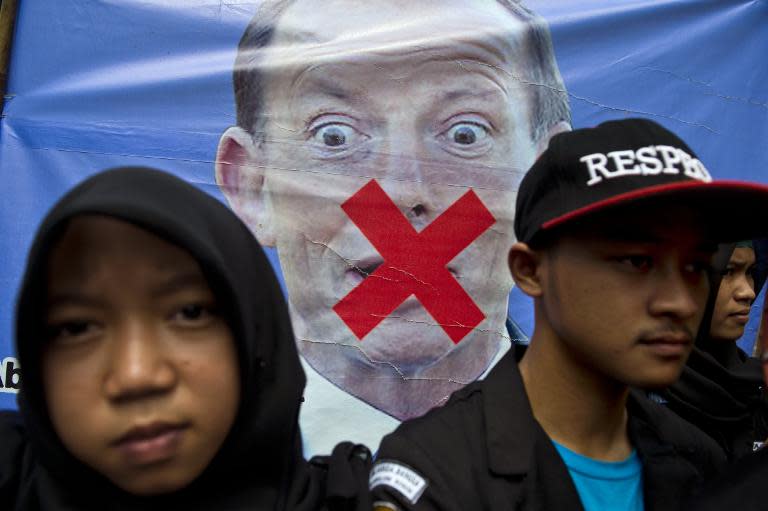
215 0 571 451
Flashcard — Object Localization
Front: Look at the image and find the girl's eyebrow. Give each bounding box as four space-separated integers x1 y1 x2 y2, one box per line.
150 271 210 298
728 259 755 271
46 271 210 310
47 293 103 310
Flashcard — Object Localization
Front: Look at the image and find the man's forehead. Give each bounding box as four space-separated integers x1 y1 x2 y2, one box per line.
568 205 718 251
264 0 528 69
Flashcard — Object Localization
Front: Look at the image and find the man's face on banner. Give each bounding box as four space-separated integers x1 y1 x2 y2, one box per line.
217 0 567 419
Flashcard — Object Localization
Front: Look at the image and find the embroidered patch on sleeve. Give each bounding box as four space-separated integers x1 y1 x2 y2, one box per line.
370 460 428 504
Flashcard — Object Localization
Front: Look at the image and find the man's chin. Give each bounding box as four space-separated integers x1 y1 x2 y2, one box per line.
296 325 474 374
332 336 459 377
356 325 464 374
627 369 686 391
363 349 454 377
297 326 504 419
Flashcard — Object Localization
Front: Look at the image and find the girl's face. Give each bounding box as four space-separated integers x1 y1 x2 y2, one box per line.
710 247 756 342
42 216 240 495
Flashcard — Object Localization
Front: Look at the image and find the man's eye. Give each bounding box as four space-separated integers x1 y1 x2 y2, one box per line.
686 261 712 275
618 255 652 271
445 122 488 146
311 123 360 148
181 304 204 319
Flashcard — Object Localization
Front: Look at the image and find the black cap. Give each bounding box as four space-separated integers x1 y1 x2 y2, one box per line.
514 118 768 244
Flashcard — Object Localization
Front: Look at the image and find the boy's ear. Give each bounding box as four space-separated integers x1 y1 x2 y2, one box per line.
535 121 571 159
215 126 276 247
508 242 544 298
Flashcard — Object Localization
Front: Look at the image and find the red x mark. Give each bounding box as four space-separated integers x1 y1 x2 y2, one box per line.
333 180 496 343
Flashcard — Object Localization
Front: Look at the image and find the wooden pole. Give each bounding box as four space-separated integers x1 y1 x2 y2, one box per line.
0 0 19 114
754 302 767 358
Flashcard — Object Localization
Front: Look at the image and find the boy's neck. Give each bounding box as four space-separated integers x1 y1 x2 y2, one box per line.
519 328 632 462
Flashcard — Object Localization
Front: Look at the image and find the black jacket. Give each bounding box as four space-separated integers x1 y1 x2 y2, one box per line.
687 444 768 510
0 167 371 511
658 346 768 461
372 346 725 511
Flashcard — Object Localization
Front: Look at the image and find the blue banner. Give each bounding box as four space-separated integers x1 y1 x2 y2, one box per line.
1 0 766 455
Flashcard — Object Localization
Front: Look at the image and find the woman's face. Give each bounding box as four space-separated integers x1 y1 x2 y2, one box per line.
42 216 240 495
709 247 756 342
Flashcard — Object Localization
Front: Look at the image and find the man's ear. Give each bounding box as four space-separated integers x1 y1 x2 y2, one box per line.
215 126 276 247
535 121 571 159
508 242 544 298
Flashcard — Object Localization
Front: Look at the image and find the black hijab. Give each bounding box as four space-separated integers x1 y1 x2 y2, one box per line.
6 167 369 510
663 241 768 461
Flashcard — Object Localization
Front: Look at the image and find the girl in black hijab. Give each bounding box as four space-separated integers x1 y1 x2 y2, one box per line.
0 167 371 510
657 240 768 461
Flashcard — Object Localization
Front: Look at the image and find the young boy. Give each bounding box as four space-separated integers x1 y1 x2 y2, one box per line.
0 167 371 510
369 118 768 511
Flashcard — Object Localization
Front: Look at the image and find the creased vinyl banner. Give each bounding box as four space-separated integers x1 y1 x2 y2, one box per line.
1 0 766 456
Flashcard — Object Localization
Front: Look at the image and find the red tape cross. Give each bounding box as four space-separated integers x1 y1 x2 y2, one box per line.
333 179 496 343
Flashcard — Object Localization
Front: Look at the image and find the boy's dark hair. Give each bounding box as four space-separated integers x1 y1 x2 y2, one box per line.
232 0 571 146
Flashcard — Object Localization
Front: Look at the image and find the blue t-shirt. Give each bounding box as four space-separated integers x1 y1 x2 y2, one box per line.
553 440 644 511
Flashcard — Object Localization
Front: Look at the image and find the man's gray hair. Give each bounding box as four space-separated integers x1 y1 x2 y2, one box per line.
233 0 570 144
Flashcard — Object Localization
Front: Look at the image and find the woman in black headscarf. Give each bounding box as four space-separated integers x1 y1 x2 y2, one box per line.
657 240 768 461
0 167 371 510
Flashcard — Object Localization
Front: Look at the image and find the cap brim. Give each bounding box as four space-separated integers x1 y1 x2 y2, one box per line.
541 180 768 242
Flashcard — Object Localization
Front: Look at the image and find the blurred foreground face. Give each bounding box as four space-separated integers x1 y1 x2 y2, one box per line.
218 0 564 418
709 247 756 342
42 217 240 495
538 207 715 389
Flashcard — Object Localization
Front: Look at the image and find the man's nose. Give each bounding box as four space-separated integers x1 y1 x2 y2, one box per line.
382 178 436 230
103 321 176 403
377 150 439 227
647 265 702 321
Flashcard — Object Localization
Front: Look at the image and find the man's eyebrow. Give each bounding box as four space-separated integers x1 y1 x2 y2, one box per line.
281 29 323 45
295 72 505 108
440 87 503 103
293 73 354 101
592 228 665 244
591 228 719 253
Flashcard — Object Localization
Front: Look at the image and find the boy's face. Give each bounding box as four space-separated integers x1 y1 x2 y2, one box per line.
537 207 716 389
42 216 240 495
709 247 756 342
